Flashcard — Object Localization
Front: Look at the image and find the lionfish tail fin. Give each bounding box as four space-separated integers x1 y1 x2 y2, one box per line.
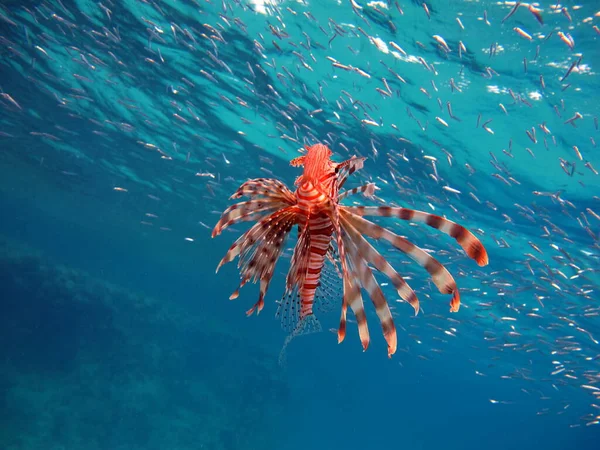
278 314 322 367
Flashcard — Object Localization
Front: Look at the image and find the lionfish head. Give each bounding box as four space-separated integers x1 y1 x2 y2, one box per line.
292 143 335 185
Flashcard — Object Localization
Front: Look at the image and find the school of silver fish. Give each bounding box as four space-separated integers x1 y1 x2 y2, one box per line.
0 0 599 429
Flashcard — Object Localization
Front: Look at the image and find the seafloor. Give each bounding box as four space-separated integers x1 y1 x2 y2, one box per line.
0 237 287 450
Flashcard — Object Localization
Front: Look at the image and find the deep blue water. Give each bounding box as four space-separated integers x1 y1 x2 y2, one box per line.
1 1 599 449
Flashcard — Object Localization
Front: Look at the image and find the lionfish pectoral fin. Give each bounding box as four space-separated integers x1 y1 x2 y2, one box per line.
337 301 347 344
245 299 262 316
343 210 468 315
331 210 352 345
340 211 421 318
385 328 397 358
341 223 398 357
449 289 461 312
344 267 370 351
360 327 370 351
213 199 284 237
216 254 231 272
229 278 248 300
216 253 231 273
467 240 489 267
246 285 267 316
412 302 420 316
343 206 489 267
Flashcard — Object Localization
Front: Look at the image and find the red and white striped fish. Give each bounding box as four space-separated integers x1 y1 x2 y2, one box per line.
212 143 488 357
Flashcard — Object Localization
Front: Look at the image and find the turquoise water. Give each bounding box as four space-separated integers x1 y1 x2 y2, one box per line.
1 0 599 449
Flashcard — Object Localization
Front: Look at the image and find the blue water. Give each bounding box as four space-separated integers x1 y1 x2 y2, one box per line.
1 0 599 449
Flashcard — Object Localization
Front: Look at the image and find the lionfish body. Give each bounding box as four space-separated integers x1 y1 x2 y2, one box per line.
291 145 338 319
212 143 488 357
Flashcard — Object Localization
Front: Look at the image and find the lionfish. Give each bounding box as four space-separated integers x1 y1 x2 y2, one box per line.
212 143 488 357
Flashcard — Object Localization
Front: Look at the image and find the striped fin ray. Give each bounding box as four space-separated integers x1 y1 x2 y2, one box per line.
231 178 296 203
344 206 489 267
226 207 297 314
339 183 377 201
216 207 296 272
343 255 370 351
342 210 461 312
327 205 352 344
237 208 297 279
216 214 277 273
341 223 397 357
241 210 297 316
212 199 286 238
336 156 366 190
340 211 421 313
